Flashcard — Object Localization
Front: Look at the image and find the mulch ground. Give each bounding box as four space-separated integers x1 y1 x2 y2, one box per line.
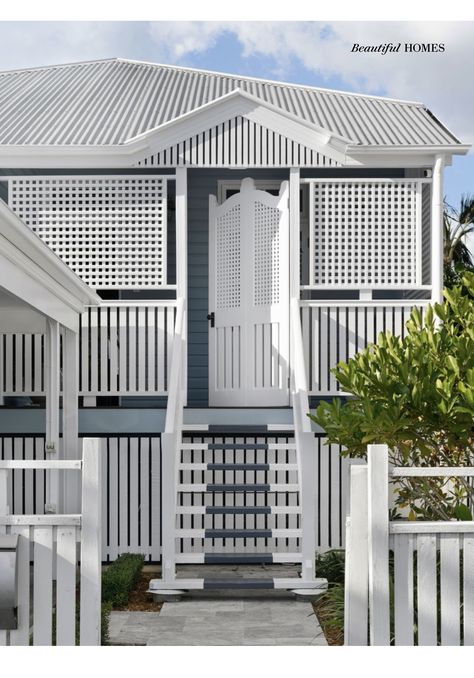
115 572 163 612
312 600 343 646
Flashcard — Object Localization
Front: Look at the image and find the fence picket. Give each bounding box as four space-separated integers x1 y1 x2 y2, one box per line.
440 533 461 645
33 526 54 646
8 526 30 646
56 526 77 646
463 535 474 646
416 534 438 646
394 533 414 645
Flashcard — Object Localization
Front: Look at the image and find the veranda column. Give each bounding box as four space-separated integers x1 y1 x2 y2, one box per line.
431 154 445 306
175 167 188 400
289 167 300 371
63 327 80 512
45 318 60 513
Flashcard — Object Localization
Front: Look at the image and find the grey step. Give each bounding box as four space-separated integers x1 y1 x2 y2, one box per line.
206 506 272 515
203 578 274 590
175 552 303 564
178 483 299 493
205 483 270 492
176 506 301 516
205 529 273 539
207 443 270 450
205 463 271 471
203 553 274 564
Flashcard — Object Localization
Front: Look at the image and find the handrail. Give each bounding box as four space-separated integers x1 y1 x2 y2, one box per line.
290 298 311 433
164 297 185 433
161 296 186 584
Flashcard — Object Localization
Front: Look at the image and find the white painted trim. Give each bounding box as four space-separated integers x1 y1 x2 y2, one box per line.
0 514 81 525
299 299 431 308
300 284 432 291
390 521 474 534
300 177 432 184
0 460 82 470
392 467 474 477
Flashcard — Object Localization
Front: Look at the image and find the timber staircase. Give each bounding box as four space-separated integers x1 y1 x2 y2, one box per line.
149 423 327 593
148 298 326 594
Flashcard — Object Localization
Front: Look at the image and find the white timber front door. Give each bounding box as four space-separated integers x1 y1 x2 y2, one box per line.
208 177 290 406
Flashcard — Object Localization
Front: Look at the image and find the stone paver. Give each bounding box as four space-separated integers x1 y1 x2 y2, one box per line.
109 598 327 646
108 565 328 646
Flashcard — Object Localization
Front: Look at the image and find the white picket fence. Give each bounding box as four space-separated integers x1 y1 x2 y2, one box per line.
0 439 101 646
345 444 474 646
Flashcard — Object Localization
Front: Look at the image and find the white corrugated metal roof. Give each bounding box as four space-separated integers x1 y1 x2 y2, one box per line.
0 58 462 147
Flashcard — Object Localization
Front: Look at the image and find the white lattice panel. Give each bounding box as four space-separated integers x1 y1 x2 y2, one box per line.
254 201 280 306
310 180 421 286
216 204 241 309
9 176 168 289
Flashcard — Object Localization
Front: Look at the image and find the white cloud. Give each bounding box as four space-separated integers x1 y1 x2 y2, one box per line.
147 21 474 144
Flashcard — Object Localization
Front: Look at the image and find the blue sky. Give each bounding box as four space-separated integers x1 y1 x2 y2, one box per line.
0 21 472 211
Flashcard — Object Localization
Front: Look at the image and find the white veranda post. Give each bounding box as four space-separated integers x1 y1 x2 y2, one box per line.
431 155 445 306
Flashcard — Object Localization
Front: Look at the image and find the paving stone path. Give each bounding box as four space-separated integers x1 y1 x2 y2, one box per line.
109 597 327 646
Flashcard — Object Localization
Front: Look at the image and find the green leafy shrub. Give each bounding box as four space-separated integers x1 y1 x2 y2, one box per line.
312 273 474 521
102 553 145 608
315 550 345 586
314 584 345 645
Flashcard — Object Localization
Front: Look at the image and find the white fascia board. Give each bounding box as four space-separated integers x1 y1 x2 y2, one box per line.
0 243 79 331
347 143 471 156
0 200 100 307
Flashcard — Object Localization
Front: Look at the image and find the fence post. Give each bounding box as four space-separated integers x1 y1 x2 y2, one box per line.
344 463 369 645
161 431 177 583
367 444 390 645
0 468 8 645
80 438 101 646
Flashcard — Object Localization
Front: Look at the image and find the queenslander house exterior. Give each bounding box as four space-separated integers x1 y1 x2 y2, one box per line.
0 58 469 593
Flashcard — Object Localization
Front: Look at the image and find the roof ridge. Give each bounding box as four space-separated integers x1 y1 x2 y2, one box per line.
0 56 425 107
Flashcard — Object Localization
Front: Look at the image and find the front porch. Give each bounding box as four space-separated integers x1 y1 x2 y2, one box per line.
0 161 444 595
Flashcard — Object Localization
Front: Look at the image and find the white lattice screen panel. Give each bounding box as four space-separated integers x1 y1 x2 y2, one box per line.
254 201 280 306
310 180 421 286
216 204 241 309
9 176 169 289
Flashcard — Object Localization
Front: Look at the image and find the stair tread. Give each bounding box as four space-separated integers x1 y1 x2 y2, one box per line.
203 578 275 589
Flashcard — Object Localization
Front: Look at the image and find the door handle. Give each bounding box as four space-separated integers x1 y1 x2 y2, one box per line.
207 312 215 328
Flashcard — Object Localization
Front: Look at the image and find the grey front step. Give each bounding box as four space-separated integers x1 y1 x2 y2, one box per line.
203 578 274 590
207 443 270 450
206 506 272 515
203 553 274 564
206 463 270 471
206 484 270 492
205 529 272 539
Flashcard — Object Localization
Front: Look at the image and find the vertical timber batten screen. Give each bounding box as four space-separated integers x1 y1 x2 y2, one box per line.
300 300 429 396
8 175 172 290
0 302 176 397
306 178 425 288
